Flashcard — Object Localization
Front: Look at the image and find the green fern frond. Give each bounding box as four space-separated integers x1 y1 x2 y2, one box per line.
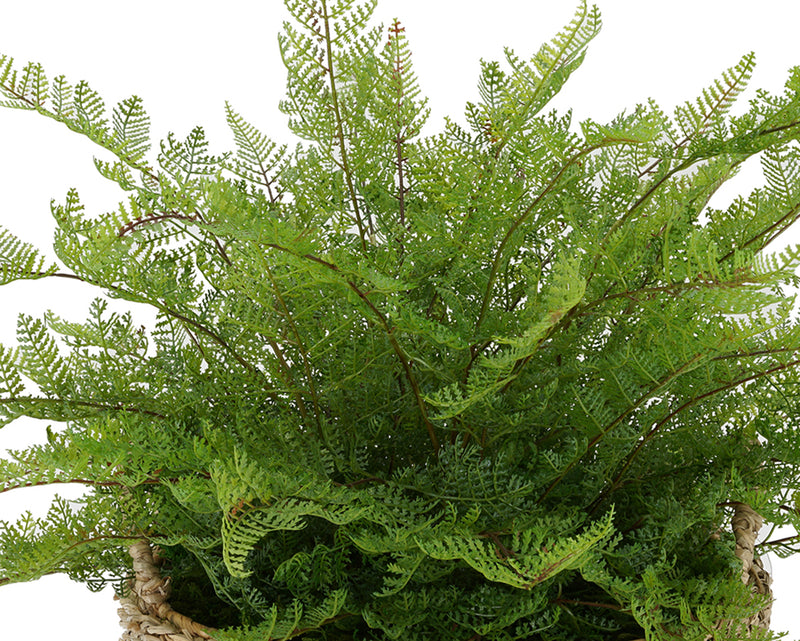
0 495 127 586
761 143 800 208
0 344 23 398
16 60 48 107
221 495 367 578
0 57 48 108
279 0 380 144
111 95 151 163
0 54 155 184
215 589 348 641
159 127 220 187
413 509 615 590
15 314 71 397
368 17 429 148
466 1 600 152
72 79 108 135
0 54 13 94
490 252 586 361
50 74 74 118
425 369 508 421
375 552 426 597
93 157 136 190
0 226 58 285
224 102 287 197
673 51 756 147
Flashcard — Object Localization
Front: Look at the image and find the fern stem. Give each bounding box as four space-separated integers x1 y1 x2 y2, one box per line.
262 260 324 440
589 355 800 514
0 476 163 495
474 143 600 339
320 0 370 253
390 20 410 252
537 353 705 505
0 395 167 419
553 598 627 612
719 199 800 262
39 271 85 281
262 240 439 453
347 280 439 454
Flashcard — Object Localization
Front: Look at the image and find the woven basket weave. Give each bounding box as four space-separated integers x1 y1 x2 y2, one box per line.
731 503 773 634
117 541 216 641
116 505 774 641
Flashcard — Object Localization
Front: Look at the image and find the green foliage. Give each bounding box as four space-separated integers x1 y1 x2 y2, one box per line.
2 1 800 639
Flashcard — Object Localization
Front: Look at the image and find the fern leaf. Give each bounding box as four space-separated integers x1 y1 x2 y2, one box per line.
224 102 286 195
159 127 220 187
477 59 508 115
50 74 74 118
372 18 429 140
15 315 71 397
93 157 136 190
111 95 151 162
0 53 13 89
216 589 347 641
673 51 756 145
0 56 48 108
761 144 800 209
72 79 108 135
376 552 426 597
491 253 586 360
426 369 509 421
414 509 615 590
0 226 59 285
221 499 309 578
17 60 49 107
468 1 600 149
0 344 24 397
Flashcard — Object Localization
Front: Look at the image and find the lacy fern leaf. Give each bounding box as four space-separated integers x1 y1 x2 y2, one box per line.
0 226 58 285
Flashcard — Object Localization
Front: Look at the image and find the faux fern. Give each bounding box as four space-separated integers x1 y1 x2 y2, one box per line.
2 1 800 639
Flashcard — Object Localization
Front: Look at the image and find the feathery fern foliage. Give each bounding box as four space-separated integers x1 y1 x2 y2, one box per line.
2 1 800 639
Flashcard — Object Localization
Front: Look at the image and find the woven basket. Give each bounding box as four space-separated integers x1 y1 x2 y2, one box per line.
117 541 216 641
116 504 774 641
731 502 773 634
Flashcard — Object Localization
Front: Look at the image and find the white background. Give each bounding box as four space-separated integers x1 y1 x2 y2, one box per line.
1 1 799 638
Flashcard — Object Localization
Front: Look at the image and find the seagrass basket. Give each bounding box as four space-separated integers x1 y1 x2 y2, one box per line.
729 502 773 636
117 541 216 641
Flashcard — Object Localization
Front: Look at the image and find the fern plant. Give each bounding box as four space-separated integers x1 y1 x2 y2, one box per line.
2 1 800 639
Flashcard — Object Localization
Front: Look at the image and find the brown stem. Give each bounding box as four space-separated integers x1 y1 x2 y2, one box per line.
553 598 626 612
117 211 198 237
262 261 323 439
474 144 601 340
758 534 800 548
319 0 369 252
0 395 167 419
262 240 439 454
537 353 705 505
0 469 211 495
590 356 800 513
0 477 155 494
